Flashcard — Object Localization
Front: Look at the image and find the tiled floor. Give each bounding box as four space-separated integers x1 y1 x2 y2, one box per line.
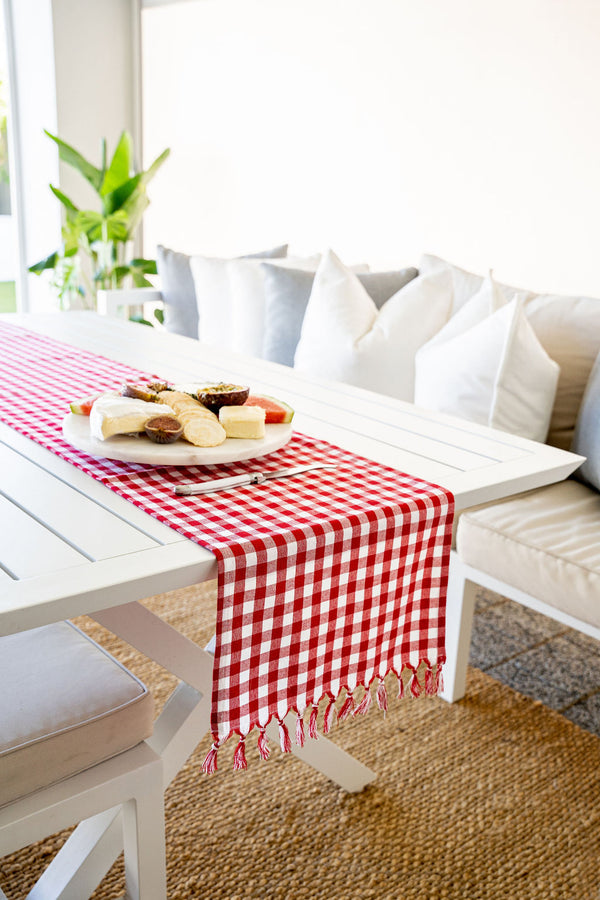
471 589 600 737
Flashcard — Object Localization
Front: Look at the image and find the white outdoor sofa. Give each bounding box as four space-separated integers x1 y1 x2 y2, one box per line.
103 249 600 706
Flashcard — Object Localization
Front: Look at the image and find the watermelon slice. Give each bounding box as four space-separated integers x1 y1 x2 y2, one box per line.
69 393 103 416
244 394 294 424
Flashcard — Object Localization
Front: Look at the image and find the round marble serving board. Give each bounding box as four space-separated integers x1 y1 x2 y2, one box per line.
62 413 293 466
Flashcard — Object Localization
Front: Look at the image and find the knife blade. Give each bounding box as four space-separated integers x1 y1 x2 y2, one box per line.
174 463 337 496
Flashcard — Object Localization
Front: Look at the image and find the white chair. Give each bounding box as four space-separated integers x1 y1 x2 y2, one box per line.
0 620 166 900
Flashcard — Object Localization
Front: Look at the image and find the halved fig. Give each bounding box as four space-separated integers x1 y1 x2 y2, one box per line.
144 415 184 444
121 382 160 403
197 383 250 413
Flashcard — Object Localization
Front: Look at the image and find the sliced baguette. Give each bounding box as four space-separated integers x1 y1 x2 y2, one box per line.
157 390 226 447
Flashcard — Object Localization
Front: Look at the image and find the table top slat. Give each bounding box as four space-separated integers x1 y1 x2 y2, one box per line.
0 494 87 579
0 442 161 561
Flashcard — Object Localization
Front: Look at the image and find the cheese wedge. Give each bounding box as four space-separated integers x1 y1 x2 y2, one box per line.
90 395 173 441
219 405 266 439
158 390 226 447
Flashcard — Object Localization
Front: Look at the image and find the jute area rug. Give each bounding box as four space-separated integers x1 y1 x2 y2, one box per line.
2 583 600 900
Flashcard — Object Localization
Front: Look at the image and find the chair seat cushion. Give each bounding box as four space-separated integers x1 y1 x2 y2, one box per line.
0 621 154 807
456 480 600 628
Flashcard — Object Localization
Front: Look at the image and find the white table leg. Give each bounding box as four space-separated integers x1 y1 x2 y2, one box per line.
266 712 376 793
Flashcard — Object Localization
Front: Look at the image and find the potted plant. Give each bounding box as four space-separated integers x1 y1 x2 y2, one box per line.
29 130 169 316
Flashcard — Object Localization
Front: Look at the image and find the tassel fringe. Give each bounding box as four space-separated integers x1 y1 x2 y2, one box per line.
323 696 336 734
257 728 270 760
309 704 319 739
278 719 292 753
338 692 355 721
410 669 423 698
202 741 219 775
217 660 445 773
233 736 247 771
376 679 388 715
353 686 372 716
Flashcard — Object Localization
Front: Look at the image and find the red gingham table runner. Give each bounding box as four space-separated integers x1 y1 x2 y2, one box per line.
0 322 454 771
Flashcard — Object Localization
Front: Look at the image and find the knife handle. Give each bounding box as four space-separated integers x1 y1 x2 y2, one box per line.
175 472 265 496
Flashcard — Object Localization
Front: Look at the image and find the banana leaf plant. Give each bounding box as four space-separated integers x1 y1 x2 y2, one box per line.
29 130 170 314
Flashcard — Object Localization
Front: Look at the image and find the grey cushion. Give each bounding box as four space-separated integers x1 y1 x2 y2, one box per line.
261 264 419 367
0 621 154 807
157 243 288 339
571 349 600 491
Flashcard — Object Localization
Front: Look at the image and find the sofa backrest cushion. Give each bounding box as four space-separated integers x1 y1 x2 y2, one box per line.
571 349 600 492
261 263 418 367
419 253 600 450
294 250 452 401
190 253 320 356
156 243 288 339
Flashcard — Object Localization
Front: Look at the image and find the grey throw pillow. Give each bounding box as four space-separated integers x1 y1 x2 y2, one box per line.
157 243 288 339
261 264 418 366
571 350 600 491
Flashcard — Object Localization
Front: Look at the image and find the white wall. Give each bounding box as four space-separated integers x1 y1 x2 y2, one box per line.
52 0 139 217
6 0 140 310
142 0 600 298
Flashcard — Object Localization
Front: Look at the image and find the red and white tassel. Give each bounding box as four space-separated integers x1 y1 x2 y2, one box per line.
376 679 388 714
233 736 247 771
278 719 292 753
397 674 405 699
353 686 372 716
295 712 305 747
338 691 355 721
435 664 444 694
308 703 319 739
257 728 270 760
410 669 422 698
424 666 435 695
323 696 336 734
202 741 219 775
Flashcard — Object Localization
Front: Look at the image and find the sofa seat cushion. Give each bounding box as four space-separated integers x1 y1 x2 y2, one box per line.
0 621 154 807
456 480 600 628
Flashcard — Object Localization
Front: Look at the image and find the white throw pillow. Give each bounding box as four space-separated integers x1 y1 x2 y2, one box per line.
190 253 323 356
414 279 560 442
293 249 454 401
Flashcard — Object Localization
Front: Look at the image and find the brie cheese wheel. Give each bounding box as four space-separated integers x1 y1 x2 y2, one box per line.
90 394 174 441
219 405 266 439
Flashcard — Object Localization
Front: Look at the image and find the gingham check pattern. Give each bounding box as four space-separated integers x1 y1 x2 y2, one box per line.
1 323 454 765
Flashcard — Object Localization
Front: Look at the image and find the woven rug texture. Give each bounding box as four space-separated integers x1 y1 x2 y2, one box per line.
1 582 600 900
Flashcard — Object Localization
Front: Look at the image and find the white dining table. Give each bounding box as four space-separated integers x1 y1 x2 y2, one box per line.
0 311 584 897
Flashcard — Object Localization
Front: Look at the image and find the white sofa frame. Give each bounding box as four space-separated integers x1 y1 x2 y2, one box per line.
441 550 600 704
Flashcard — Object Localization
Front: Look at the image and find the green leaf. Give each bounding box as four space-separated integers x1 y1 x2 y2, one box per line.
140 147 170 186
120 190 149 238
100 131 132 198
44 130 103 193
78 210 128 244
130 258 157 275
50 184 79 223
131 271 155 288
129 314 153 327
102 172 142 216
154 307 164 325
49 184 78 213
29 251 59 274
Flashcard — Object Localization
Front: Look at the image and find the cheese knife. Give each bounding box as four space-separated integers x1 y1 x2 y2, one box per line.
174 462 337 496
